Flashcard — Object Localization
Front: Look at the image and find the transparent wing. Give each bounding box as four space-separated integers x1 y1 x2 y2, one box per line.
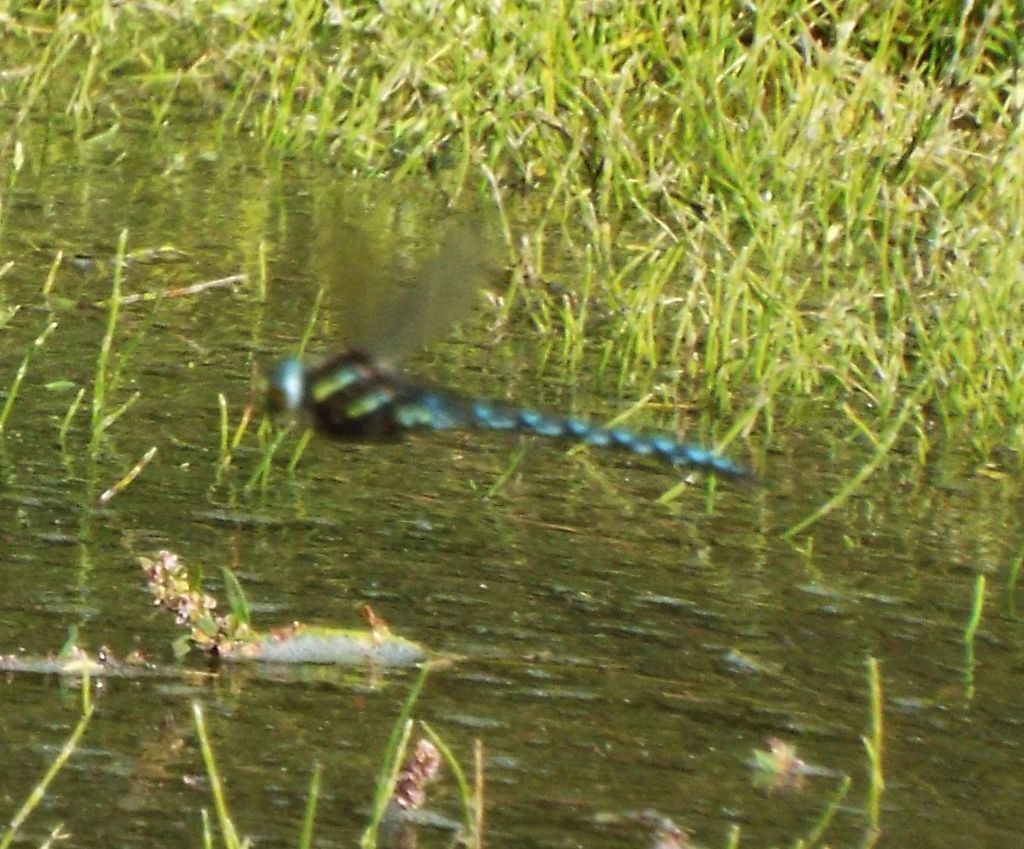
311 211 501 361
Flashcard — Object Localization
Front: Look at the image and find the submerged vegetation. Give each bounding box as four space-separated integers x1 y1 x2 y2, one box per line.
2 0 1023 469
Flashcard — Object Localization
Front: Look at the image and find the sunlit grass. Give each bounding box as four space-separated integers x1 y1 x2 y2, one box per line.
862 656 885 847
193 703 248 849
97 444 158 505
963 573 986 701
3 0 1021 481
0 318 58 435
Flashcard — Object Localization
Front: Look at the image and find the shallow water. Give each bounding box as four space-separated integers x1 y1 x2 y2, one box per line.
0 131 1021 849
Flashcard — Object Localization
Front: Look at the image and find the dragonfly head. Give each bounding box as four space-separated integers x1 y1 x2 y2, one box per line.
266 357 306 413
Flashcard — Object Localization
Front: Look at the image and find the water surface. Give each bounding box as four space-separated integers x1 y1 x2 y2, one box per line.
0 128 1021 849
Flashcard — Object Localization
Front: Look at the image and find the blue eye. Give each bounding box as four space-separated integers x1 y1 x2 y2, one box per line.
268 358 306 413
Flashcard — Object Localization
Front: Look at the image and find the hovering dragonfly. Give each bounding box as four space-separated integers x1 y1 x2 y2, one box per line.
266 223 745 479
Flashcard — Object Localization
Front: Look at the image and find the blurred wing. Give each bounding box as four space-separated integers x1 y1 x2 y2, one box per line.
369 219 500 360
312 214 500 361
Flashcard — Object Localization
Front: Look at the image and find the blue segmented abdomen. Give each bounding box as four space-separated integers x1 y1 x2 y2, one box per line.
271 352 745 477
396 392 744 477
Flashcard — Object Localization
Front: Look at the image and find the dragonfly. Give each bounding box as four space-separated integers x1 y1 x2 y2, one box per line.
266 225 745 480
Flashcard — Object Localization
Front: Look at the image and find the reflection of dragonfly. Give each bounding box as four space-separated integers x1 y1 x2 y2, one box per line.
267 227 745 479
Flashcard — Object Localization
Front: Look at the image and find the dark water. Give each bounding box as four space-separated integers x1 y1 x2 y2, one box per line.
0 131 1021 849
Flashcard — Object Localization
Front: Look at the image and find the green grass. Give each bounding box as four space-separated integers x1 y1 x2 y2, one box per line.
4 0 1021 477
862 656 885 847
0 674 94 849
963 573 987 701
0 317 58 435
